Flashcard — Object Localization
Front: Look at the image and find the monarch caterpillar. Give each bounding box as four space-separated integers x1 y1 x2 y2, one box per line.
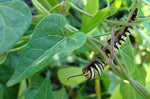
68 8 139 80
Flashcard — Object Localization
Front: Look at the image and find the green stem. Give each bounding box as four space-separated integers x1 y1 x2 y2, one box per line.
91 32 111 37
68 12 81 25
49 3 61 13
21 35 32 40
135 17 150 23
95 78 101 99
87 37 107 61
92 27 121 37
65 24 78 32
66 2 140 27
104 20 139 26
88 36 105 46
85 42 98 54
31 0 50 15
66 2 94 17
106 0 110 8
15 35 32 46
8 44 28 53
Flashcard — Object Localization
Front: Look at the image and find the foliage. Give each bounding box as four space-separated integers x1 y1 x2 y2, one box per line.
0 0 150 99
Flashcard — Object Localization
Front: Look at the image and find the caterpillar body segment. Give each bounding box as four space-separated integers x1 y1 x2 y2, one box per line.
82 8 139 80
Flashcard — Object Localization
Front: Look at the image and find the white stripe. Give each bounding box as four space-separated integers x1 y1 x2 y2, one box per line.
85 70 89 76
121 35 126 41
90 67 94 79
116 42 120 49
94 63 101 75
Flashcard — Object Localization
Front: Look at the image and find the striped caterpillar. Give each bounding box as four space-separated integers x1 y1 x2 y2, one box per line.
68 8 138 80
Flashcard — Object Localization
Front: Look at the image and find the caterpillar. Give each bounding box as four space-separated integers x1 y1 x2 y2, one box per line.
68 8 139 80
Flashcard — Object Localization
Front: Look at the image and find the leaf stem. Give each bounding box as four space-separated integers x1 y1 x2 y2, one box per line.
85 42 98 54
91 27 121 37
65 2 94 17
49 3 61 13
88 36 105 46
8 44 28 53
15 35 32 46
95 78 101 99
31 0 50 15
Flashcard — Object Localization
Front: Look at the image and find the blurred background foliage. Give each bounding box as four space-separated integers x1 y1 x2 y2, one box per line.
0 0 150 99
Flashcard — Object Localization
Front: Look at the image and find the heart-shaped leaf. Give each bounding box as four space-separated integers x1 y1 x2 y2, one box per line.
7 14 86 86
0 1 32 55
57 67 87 86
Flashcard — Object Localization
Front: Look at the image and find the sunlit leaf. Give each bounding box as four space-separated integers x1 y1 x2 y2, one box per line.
110 85 122 99
81 7 112 33
18 80 27 99
146 67 150 91
120 82 143 99
57 67 87 86
82 0 99 27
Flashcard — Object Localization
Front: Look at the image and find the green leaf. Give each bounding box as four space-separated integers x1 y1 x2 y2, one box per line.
0 84 3 99
82 0 99 27
0 1 32 55
7 14 87 86
103 71 121 94
0 64 19 99
0 0 11 3
53 87 68 99
120 82 143 99
132 65 146 85
33 73 54 99
18 80 27 99
119 38 134 76
29 72 45 87
25 89 37 99
146 67 150 91
57 67 86 86
81 7 112 33
110 85 122 99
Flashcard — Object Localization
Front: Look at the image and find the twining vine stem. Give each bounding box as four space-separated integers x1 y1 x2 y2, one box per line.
7 0 150 98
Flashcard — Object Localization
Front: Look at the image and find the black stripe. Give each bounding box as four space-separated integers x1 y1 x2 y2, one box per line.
89 67 92 79
93 62 100 75
118 41 121 45
118 35 125 42
97 61 105 70
115 44 119 50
